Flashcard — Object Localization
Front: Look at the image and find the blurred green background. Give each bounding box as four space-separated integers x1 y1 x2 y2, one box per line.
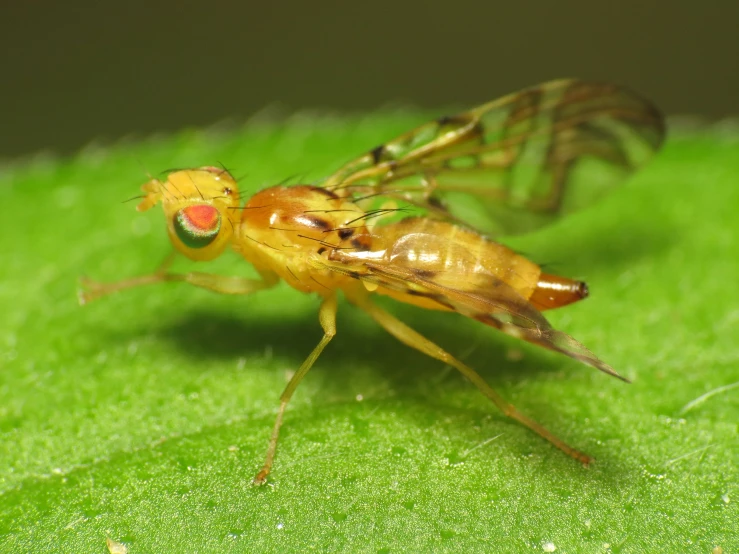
2 0 738 159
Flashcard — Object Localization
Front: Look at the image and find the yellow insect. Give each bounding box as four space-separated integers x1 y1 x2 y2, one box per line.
80 79 665 484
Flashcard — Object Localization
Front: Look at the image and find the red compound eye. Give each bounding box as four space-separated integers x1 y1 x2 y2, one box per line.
174 205 221 248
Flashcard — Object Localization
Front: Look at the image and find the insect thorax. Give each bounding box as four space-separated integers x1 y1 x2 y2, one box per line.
236 185 372 292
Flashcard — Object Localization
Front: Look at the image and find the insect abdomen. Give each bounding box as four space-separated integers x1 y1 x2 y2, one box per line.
374 218 541 304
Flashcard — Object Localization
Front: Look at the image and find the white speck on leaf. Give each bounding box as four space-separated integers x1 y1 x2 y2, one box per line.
106 537 128 554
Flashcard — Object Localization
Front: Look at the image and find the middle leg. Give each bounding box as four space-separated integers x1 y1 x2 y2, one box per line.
253 293 338 485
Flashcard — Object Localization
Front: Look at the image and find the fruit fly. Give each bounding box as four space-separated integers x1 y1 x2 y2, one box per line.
80 80 665 484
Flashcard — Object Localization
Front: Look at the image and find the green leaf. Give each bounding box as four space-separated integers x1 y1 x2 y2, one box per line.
1 113 737 552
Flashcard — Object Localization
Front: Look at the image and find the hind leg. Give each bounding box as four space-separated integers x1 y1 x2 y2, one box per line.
348 292 592 465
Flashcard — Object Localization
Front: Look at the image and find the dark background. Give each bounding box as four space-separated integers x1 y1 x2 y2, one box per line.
2 1 737 159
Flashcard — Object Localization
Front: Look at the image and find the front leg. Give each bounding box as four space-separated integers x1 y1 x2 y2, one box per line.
79 252 279 303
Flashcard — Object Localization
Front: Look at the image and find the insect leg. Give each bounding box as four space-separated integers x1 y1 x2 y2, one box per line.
79 251 176 303
79 253 279 304
253 293 338 485
349 293 592 465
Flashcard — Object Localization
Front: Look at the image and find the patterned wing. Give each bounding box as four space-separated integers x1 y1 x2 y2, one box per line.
312 253 626 381
321 79 665 235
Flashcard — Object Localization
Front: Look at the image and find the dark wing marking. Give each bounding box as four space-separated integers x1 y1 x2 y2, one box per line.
321 79 665 236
